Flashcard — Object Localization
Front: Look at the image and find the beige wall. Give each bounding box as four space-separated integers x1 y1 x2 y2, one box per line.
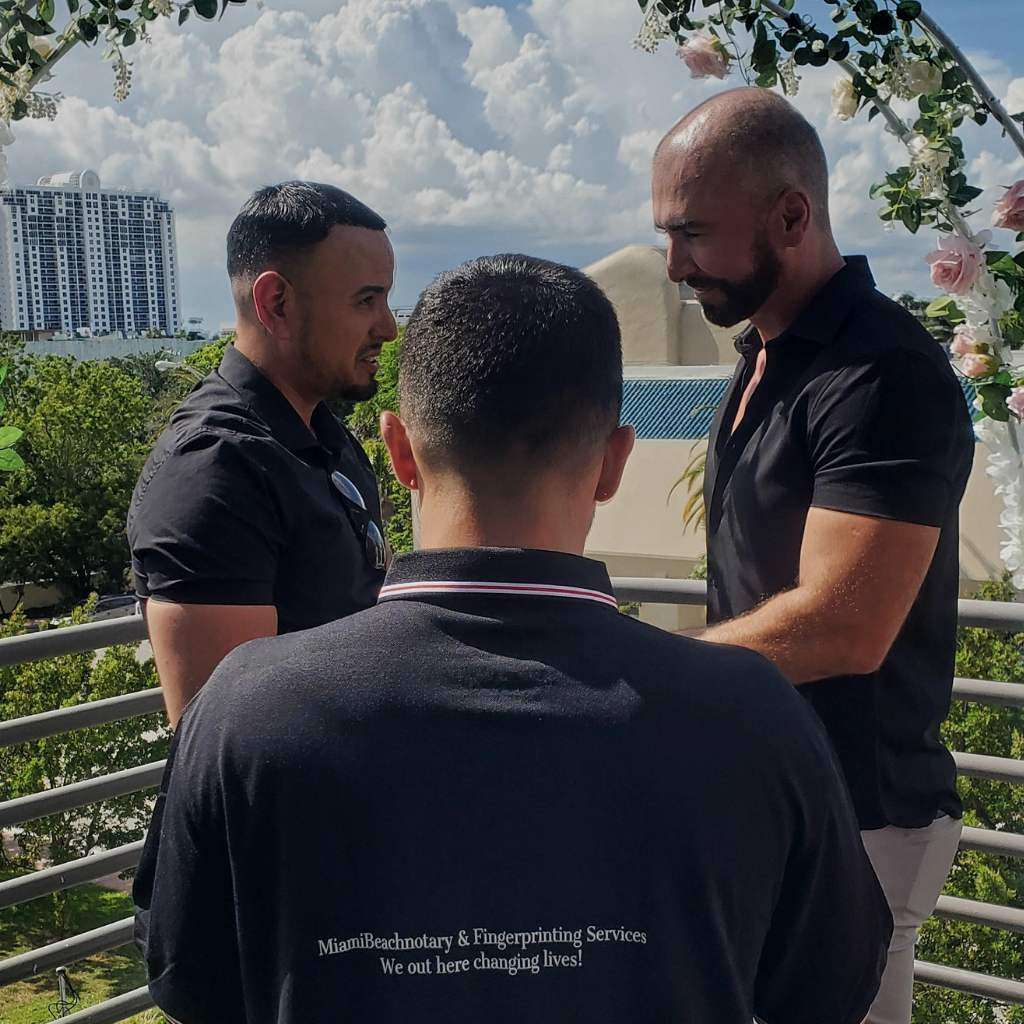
584 245 737 366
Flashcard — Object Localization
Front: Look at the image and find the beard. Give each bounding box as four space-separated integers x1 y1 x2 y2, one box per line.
333 377 379 403
688 232 781 327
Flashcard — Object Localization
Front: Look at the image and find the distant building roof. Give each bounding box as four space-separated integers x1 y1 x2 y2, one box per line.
623 371 976 441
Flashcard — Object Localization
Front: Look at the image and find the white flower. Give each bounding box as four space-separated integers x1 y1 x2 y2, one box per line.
633 3 669 54
905 61 942 96
779 58 800 98
908 134 952 195
831 77 858 121
151 0 174 16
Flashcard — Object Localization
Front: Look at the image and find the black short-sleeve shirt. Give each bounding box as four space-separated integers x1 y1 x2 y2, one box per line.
127 345 385 633
134 547 891 1024
704 257 974 830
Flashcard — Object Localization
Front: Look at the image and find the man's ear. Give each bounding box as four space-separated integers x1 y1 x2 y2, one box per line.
251 270 292 338
380 411 420 491
776 188 812 248
594 425 635 504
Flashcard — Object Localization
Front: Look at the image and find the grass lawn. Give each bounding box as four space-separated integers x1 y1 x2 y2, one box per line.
0 870 166 1024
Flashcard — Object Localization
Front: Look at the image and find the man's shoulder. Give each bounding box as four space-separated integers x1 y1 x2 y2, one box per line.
836 288 954 370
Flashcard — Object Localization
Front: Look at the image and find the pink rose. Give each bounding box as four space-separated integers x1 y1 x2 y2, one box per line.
960 352 997 379
950 325 978 356
993 180 1024 232
925 234 985 295
677 33 730 80
1008 388 1024 419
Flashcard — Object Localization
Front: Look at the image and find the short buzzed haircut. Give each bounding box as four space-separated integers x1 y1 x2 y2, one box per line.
400 254 622 474
657 89 831 225
226 182 386 296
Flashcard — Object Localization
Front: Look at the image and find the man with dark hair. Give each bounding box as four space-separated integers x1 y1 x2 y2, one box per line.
134 253 891 1023
652 88 974 1023
128 181 395 727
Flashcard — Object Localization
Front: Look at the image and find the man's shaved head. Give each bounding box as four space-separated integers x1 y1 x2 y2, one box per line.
655 88 830 226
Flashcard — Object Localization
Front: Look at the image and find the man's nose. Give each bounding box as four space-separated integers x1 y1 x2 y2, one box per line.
665 237 696 284
379 305 398 342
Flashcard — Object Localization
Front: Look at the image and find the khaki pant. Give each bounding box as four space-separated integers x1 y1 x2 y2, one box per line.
860 814 963 1024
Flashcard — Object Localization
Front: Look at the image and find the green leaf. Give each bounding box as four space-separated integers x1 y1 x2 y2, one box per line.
38 0 54 21
827 36 850 60
0 363 7 387
986 251 1011 266
0 425 23 447
896 0 921 19
868 104 880 121
900 203 922 233
808 46 829 67
869 180 888 199
925 296 958 318
19 11 53 34
177 6 190 23
989 254 1024 279
0 447 24 471
77 17 98 41
780 29 801 51
122 27 136 45
995 370 1014 388
869 10 895 34
853 0 877 22
979 383 1012 421
193 0 218 19
66 0 79 12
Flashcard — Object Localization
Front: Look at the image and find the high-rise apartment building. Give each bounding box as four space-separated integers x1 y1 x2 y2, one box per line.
0 169 181 336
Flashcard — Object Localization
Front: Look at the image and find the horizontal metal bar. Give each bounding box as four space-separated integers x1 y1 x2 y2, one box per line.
0 841 145 911
960 825 1024 859
0 761 165 829
934 895 1024 934
610 577 708 605
56 987 154 1024
953 677 1024 709
0 615 147 668
958 598 1024 632
954 752 1024 785
0 917 136 986
915 959 1024 1003
0 688 164 748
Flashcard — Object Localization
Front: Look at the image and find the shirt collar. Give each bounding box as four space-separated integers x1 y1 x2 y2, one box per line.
216 345 347 455
378 547 618 610
733 255 876 356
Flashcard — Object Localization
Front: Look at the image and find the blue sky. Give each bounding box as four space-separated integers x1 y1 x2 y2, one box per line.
7 0 1022 332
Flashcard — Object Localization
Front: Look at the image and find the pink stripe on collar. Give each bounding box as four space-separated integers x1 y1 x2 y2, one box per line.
377 579 618 609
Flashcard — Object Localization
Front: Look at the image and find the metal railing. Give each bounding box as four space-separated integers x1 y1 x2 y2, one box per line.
2 580 1024 1020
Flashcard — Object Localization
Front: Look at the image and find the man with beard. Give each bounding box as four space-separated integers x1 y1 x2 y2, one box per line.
128 182 395 727
652 89 973 1024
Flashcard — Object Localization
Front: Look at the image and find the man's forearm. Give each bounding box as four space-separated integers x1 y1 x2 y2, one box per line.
696 584 882 684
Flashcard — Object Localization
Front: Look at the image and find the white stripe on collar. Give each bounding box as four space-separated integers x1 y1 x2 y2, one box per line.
378 579 618 609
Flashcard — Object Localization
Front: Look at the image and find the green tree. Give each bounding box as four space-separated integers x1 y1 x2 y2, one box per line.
0 602 169 930
0 357 150 607
345 332 413 554
914 575 1024 1022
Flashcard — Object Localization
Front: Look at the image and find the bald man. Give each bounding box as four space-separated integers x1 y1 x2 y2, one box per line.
652 89 974 1024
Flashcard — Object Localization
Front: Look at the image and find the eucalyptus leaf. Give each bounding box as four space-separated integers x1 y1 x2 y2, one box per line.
193 0 218 19
0 425 23 448
0 447 24 471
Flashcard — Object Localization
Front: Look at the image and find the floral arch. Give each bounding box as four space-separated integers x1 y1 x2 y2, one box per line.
635 0 1024 584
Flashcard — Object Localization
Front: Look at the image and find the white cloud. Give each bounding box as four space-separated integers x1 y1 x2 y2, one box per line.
3 0 1021 325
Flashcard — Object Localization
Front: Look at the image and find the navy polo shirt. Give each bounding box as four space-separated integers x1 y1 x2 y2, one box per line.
134 547 891 1024
127 345 385 633
704 257 974 830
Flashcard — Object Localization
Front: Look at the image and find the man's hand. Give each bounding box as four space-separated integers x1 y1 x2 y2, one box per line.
144 600 278 727
699 507 939 683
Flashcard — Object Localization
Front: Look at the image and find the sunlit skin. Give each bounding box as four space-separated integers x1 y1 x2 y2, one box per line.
239 224 398 426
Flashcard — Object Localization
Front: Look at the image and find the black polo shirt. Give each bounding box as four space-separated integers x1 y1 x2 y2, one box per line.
127 345 384 633
134 547 891 1024
704 256 974 831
